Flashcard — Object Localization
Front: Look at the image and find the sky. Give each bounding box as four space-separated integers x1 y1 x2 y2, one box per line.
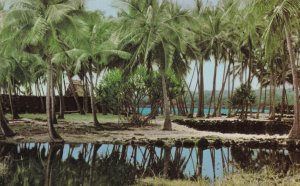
86 0 204 16
84 0 259 91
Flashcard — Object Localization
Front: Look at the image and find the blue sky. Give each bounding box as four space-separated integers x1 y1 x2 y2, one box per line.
86 0 203 16
84 0 259 91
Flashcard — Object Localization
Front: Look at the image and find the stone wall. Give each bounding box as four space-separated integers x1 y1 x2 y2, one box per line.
173 119 292 135
1 95 95 114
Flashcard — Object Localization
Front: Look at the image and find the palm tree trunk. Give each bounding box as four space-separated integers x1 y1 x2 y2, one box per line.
50 64 57 124
229 60 235 117
285 27 300 139
89 144 101 186
208 56 218 117
227 65 231 114
196 60 202 117
83 75 89 113
197 148 203 179
47 61 62 142
0 95 14 137
246 43 252 120
159 67 171 131
256 83 263 119
269 63 276 120
163 146 171 178
184 80 195 118
215 61 230 117
88 61 101 127
197 60 205 117
44 144 62 186
262 86 267 113
37 80 45 113
281 84 286 118
8 81 19 119
57 75 65 119
66 72 85 115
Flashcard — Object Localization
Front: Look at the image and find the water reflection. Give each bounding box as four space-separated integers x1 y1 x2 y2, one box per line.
0 143 298 186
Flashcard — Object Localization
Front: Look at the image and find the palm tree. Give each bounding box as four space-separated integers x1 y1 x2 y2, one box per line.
1 0 87 141
257 0 300 138
0 56 23 120
118 0 194 130
192 0 206 118
0 96 15 137
53 11 129 126
200 5 229 117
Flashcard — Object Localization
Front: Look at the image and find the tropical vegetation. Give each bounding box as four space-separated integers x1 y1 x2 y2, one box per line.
0 0 299 142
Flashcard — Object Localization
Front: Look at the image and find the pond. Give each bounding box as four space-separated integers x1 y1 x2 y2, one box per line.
140 107 270 115
0 143 298 186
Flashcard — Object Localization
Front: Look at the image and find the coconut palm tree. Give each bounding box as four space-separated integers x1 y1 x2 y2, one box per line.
200 4 230 117
52 11 130 126
256 0 300 138
118 0 194 130
1 0 87 141
191 0 206 118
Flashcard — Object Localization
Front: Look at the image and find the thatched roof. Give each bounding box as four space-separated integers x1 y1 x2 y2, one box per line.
66 80 86 97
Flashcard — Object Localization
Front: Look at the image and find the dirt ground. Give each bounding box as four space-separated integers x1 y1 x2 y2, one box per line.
0 116 288 144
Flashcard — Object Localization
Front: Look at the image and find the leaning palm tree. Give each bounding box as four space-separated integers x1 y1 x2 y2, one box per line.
118 0 194 130
0 1 15 136
53 11 130 126
1 0 86 141
256 0 300 138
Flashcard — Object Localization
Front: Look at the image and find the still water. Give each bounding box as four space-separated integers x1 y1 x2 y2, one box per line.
0 143 298 186
140 107 269 115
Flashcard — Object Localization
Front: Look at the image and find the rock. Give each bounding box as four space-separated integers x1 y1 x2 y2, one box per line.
183 140 195 148
246 140 259 148
131 140 135 145
269 140 278 148
259 141 269 148
287 140 296 150
174 140 182 147
196 138 209 149
149 140 156 145
114 140 123 145
213 139 223 149
231 140 237 146
224 141 231 147
155 140 165 147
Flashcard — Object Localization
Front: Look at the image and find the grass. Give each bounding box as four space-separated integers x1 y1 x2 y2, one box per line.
6 113 121 124
137 170 300 186
137 177 209 186
5 113 185 124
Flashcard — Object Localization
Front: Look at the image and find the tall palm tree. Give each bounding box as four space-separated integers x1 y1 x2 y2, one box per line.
192 0 206 118
53 11 130 126
118 0 194 130
0 1 16 136
200 5 229 117
1 0 86 141
257 0 300 138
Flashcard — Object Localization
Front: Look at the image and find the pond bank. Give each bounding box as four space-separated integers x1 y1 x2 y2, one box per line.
137 171 300 186
173 118 292 135
1 142 299 185
0 117 297 150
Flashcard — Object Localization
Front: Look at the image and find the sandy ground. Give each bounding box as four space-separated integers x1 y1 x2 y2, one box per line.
0 117 288 144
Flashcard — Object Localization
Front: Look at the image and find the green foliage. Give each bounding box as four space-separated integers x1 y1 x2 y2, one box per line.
97 67 184 118
229 84 256 109
97 69 123 114
229 84 256 119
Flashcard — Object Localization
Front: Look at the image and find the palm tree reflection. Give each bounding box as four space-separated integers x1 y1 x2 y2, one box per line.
0 143 299 185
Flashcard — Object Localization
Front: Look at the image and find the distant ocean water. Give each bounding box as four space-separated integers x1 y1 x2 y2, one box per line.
139 107 270 116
